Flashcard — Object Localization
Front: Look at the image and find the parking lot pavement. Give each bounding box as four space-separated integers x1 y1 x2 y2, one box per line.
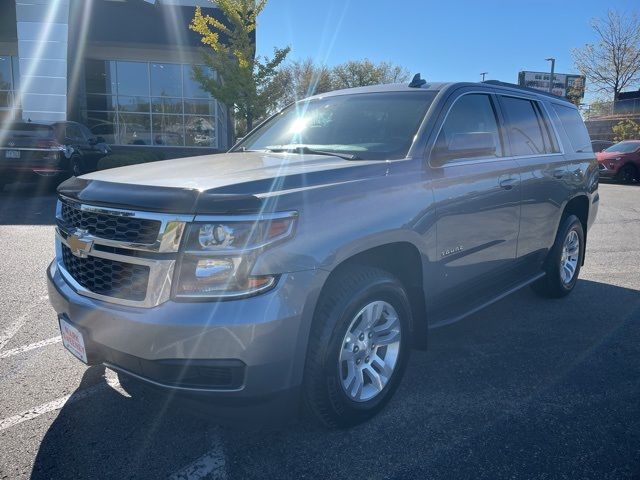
0 182 638 480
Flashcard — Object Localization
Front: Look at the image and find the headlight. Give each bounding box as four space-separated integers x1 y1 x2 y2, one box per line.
173 212 297 299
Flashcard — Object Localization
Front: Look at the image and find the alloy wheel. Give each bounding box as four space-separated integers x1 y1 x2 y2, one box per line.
338 300 402 402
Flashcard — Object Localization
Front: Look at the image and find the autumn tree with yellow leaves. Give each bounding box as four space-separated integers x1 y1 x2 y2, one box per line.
190 0 289 134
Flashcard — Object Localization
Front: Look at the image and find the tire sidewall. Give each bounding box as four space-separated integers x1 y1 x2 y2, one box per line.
321 277 411 422
550 215 584 293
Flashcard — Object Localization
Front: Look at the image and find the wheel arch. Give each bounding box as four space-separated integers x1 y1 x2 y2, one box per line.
561 194 589 265
317 241 428 350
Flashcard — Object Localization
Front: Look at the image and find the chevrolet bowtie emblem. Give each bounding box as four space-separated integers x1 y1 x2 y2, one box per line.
67 231 93 258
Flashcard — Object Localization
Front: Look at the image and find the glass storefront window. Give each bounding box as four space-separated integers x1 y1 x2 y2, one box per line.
118 113 152 145
82 60 225 148
116 61 149 97
117 95 151 113
86 94 117 111
0 56 11 91
85 111 118 144
0 91 11 108
182 64 213 99
151 63 182 97
152 114 184 146
151 97 183 115
85 59 117 95
184 99 215 115
185 116 216 147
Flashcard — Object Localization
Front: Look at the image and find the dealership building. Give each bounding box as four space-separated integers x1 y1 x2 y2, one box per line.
0 0 232 153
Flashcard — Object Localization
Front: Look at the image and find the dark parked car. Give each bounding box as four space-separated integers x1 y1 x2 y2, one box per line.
596 140 640 183
48 79 598 428
591 139 614 153
0 120 110 190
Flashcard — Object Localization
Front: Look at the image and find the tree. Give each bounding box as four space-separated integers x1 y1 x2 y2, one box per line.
331 59 411 90
273 59 333 108
572 10 640 100
566 84 585 107
612 119 640 141
189 0 289 134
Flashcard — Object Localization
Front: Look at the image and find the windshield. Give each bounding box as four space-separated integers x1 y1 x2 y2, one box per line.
237 91 437 160
3 123 54 139
604 141 640 153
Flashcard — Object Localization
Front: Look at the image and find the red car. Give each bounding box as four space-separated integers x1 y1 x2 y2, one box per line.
596 140 640 183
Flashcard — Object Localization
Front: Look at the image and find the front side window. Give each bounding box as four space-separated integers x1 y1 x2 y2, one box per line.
501 96 557 156
239 92 436 160
432 93 503 163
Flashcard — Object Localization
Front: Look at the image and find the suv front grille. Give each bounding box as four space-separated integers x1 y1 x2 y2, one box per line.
60 200 161 244
61 244 149 301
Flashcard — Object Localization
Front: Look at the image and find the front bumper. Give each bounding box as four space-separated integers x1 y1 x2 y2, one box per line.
597 163 618 179
47 260 327 404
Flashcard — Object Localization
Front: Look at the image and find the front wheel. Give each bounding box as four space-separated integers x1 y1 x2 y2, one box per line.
303 266 411 428
531 214 584 298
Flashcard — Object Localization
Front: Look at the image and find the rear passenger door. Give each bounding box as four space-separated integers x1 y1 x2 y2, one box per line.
427 89 522 311
497 94 568 267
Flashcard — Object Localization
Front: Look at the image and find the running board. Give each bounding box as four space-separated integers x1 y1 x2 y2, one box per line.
428 272 546 329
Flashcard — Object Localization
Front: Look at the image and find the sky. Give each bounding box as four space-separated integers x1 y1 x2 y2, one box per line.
256 0 639 104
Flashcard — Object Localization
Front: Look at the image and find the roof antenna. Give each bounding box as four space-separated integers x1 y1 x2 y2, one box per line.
408 73 426 88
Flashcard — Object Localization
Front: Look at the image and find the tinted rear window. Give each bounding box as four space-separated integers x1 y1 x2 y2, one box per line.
500 96 557 156
552 104 592 153
3 123 54 138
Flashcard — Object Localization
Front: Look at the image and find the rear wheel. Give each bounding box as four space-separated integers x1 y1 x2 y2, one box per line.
531 214 584 298
616 164 637 184
303 266 411 428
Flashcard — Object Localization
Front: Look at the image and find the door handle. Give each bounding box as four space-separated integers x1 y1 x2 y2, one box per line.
499 177 518 190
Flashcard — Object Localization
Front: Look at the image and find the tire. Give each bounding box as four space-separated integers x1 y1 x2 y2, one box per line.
303 265 411 428
616 164 637 184
531 214 584 298
71 155 84 177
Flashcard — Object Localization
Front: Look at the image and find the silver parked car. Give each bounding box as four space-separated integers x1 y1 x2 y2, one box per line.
48 78 599 428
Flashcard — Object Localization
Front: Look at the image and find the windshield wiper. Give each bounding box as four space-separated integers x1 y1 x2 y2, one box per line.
265 146 360 160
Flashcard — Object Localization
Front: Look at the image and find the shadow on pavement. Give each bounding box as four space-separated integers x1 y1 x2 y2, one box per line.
31 366 219 480
31 279 640 479
0 182 59 226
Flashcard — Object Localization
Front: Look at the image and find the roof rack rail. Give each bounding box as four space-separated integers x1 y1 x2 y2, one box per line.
482 80 572 103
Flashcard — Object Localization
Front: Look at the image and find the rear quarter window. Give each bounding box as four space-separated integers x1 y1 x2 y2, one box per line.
552 104 592 153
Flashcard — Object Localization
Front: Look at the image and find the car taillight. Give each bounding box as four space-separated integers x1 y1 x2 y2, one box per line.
36 139 64 150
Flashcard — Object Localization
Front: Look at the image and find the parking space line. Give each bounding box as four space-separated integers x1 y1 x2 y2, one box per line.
0 336 61 359
0 295 49 351
0 371 126 431
169 430 227 480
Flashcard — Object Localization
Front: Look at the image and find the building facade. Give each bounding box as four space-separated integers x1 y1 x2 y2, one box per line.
0 0 232 154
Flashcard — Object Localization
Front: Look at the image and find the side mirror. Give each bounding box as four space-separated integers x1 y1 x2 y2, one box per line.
88 137 98 145
96 136 106 144
431 132 497 166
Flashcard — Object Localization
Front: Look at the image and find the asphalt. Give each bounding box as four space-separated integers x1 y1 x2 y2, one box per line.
0 180 638 480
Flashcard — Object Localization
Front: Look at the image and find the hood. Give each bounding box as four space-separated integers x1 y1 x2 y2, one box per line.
83 151 377 192
596 151 628 162
58 151 386 214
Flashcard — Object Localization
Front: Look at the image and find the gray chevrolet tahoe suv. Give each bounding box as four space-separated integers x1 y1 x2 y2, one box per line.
48 79 599 428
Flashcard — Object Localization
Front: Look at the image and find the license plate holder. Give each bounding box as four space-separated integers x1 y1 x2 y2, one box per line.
59 316 88 364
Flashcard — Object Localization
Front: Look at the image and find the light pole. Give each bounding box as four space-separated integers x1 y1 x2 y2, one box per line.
480 72 488 82
545 57 555 94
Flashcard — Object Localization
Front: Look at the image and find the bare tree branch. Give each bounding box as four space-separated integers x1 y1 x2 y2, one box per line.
573 10 640 100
